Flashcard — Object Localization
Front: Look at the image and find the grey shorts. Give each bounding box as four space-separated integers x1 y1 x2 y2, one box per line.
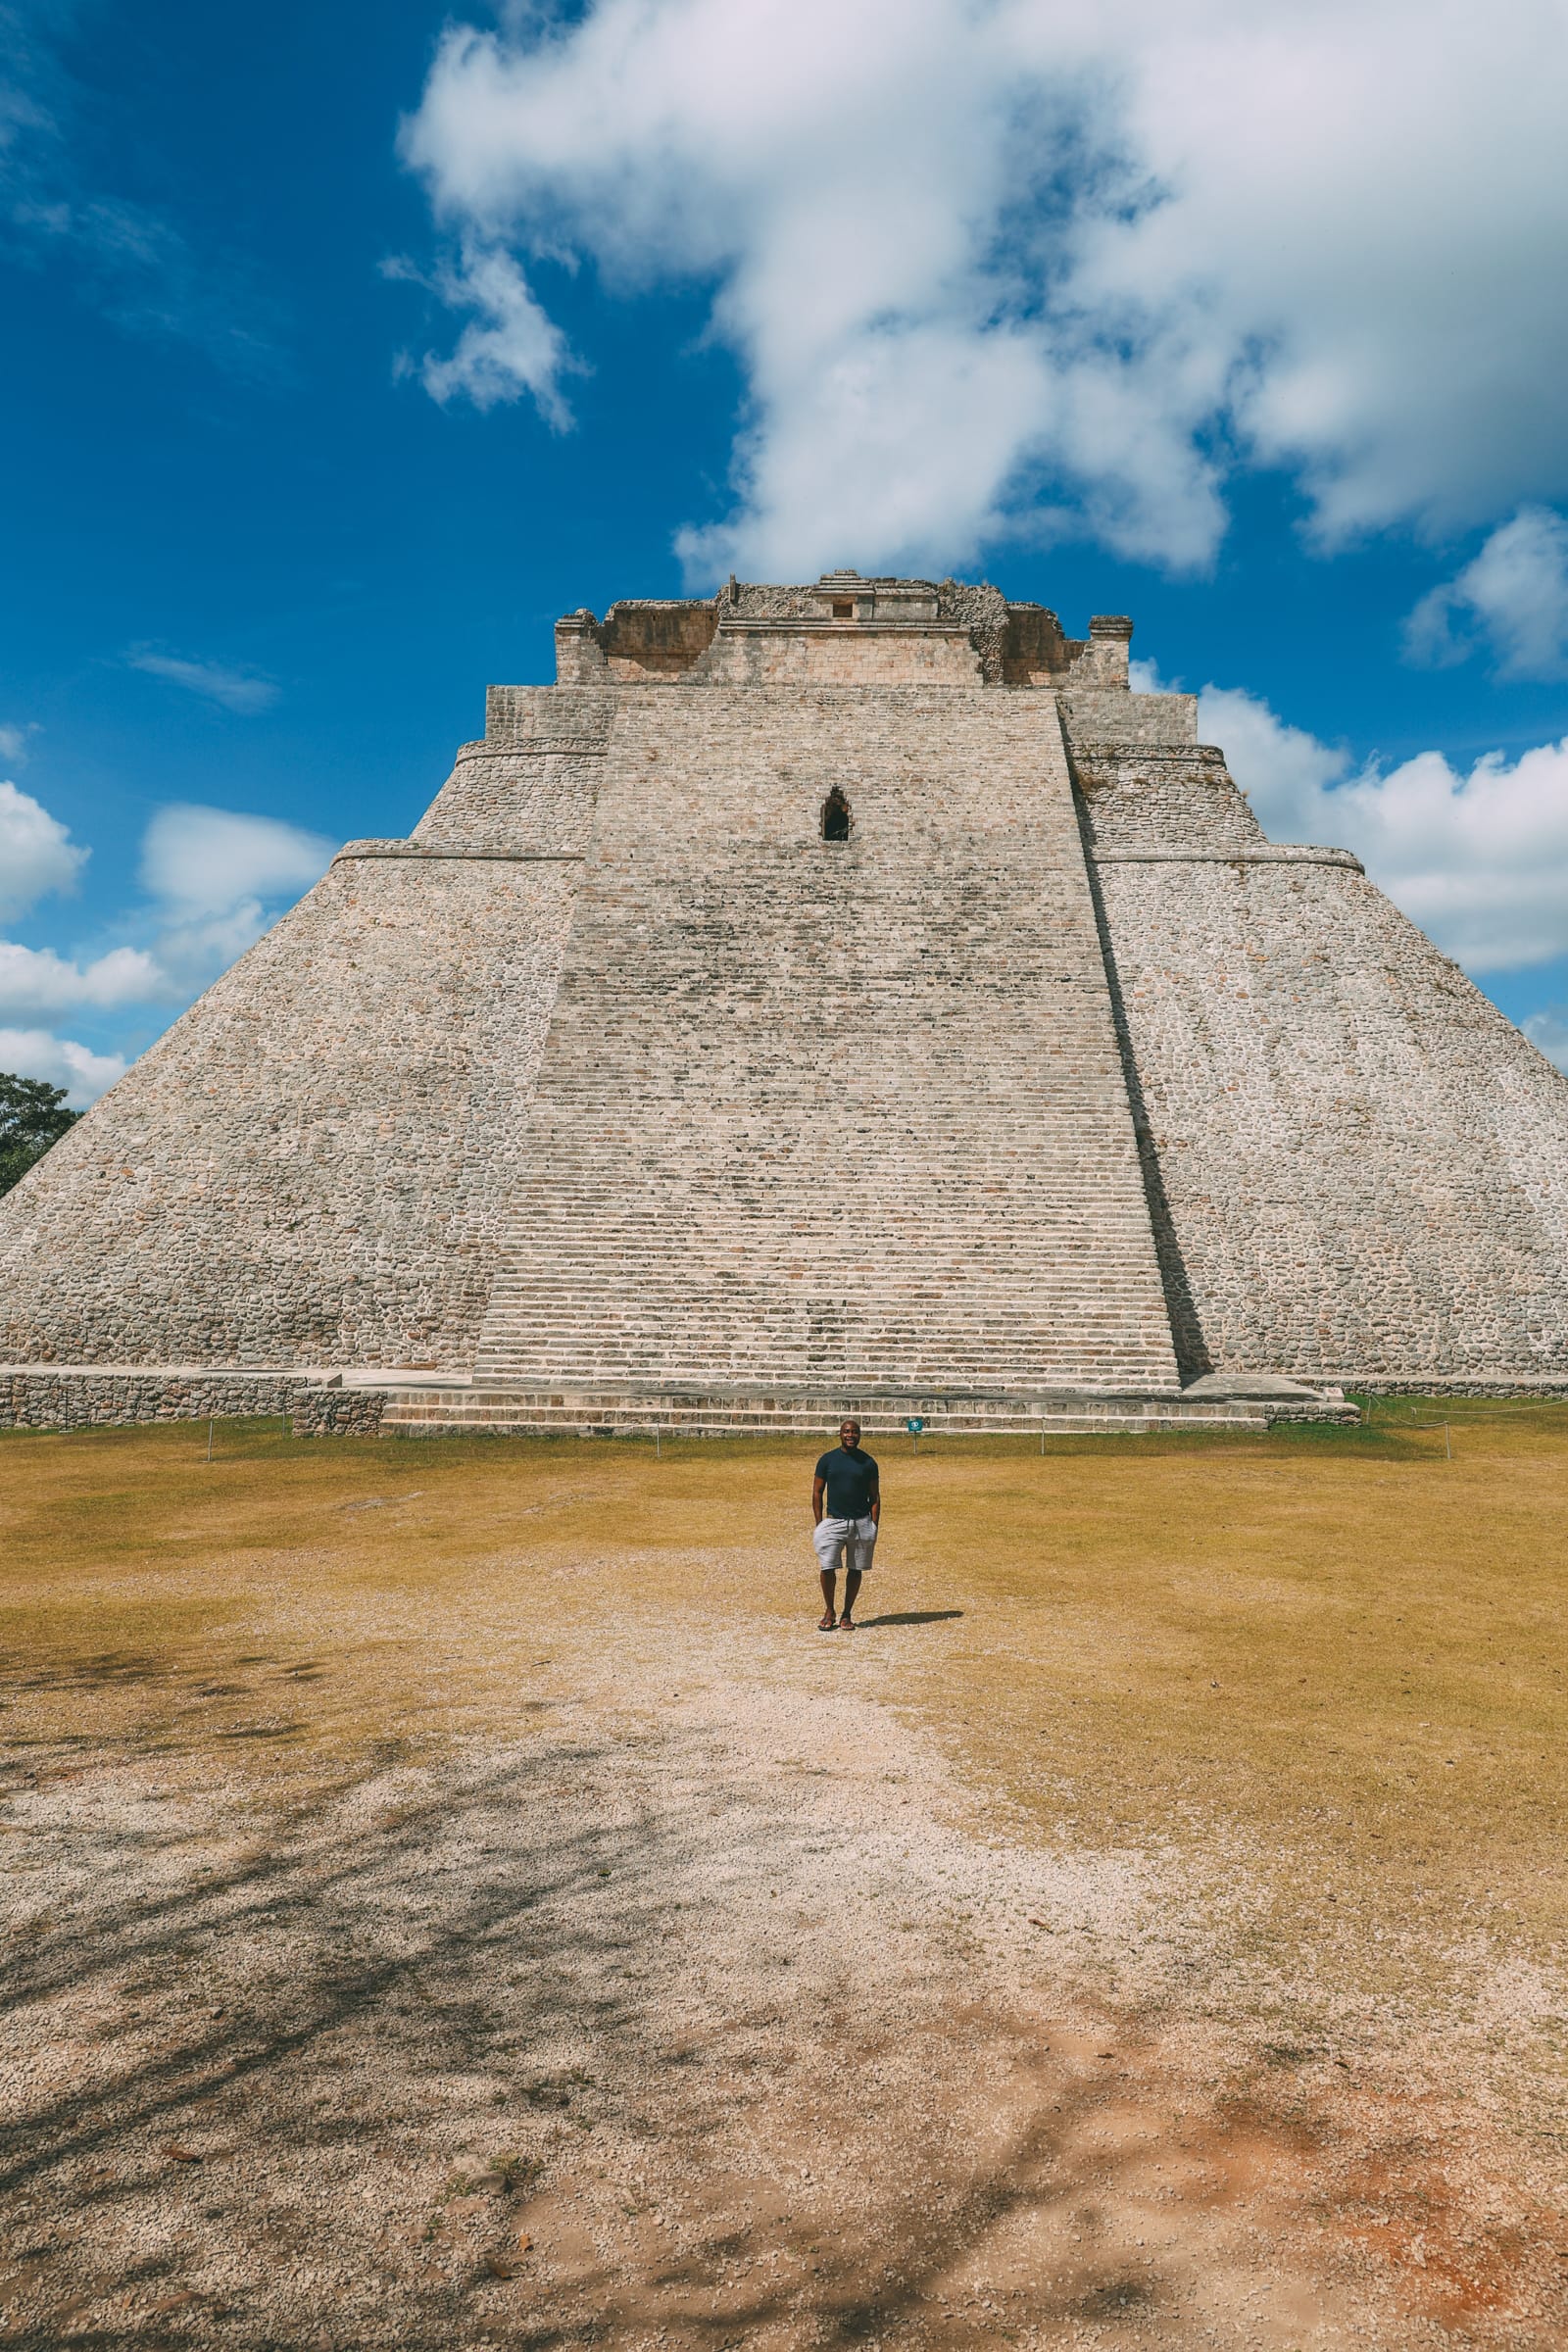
812 1514 877 1574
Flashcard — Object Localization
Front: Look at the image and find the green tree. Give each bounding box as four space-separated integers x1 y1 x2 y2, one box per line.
0 1072 80 1197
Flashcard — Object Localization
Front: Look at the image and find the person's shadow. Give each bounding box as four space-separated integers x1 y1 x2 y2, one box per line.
854 1610 964 1629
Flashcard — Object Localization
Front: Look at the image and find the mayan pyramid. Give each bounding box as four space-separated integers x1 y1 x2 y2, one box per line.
4 571 1568 1436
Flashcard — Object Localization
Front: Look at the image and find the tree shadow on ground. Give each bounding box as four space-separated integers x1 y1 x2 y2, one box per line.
0 1723 1462 2351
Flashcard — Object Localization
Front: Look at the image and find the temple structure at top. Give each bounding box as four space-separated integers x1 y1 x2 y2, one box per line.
553 571 1134 691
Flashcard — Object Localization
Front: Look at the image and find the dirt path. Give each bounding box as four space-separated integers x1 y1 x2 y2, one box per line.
3 1635 1561 2350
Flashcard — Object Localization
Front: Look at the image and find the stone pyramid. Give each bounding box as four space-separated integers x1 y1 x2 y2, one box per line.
4 573 1567 1436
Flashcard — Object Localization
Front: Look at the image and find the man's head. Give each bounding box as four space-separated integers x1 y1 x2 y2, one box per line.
839 1419 860 1450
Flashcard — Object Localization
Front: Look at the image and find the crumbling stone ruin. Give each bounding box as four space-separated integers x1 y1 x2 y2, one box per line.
4 572 1567 1437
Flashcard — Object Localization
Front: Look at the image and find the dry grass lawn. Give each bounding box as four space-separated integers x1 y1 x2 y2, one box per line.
1 1402 1565 2348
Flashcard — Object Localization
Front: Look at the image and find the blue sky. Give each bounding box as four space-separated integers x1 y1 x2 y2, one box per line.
4 0 1568 1098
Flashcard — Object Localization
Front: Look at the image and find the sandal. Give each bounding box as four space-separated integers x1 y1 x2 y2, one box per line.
817 1611 837 1632
837 1616 857 1632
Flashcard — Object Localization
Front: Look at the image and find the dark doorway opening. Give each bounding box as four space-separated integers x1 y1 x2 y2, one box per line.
821 789 852 842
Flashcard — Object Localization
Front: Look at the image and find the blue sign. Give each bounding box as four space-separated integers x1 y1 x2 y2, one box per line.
906 1416 924 1434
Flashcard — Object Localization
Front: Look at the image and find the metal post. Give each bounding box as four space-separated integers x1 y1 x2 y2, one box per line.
655 1424 662 1460
207 1418 214 1462
1445 1423 1451 1460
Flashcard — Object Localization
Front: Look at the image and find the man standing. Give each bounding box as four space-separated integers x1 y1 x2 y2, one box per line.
811 1419 880 1632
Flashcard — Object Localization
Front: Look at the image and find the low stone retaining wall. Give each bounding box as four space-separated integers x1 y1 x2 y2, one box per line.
0 1371 388 1435
3 1367 1561 1438
1336 1376 1568 1397
293 1387 387 1438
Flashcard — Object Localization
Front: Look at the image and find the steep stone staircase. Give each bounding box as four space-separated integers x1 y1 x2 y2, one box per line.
471 689 1184 1398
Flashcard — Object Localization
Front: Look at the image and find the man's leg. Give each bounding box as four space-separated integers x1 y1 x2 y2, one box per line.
813 1520 845 1630
840 1519 875 1628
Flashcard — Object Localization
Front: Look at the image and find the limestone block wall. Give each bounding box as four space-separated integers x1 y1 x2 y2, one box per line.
687 622 984 688
414 741 605 854
1059 689 1199 749
1074 744 1263 856
1091 812 1568 1382
0 1371 388 1435
482 685 612 746
0 1369 309 1429
601 600 720 677
0 856 579 1370
475 684 1180 1393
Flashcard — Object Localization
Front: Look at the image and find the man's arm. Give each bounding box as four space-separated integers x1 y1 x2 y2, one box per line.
868 1472 880 1528
812 1474 826 1526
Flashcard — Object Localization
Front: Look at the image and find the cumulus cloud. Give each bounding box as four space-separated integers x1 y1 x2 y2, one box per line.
1404 507 1568 680
1198 685 1568 972
386 242 574 422
126 650 278 714
0 1026 126 1106
0 778 85 917
397 0 1568 577
140 803 335 917
0 721 39 765
0 941 161 1018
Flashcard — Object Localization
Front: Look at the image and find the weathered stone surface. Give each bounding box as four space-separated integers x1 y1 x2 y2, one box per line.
474 683 1178 1393
1097 851 1568 1381
0 1369 385 1433
0 858 576 1370
1061 710 1568 1381
0 566 1565 1423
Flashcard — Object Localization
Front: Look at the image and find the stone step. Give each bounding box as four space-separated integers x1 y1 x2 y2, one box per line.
376 1384 1280 1438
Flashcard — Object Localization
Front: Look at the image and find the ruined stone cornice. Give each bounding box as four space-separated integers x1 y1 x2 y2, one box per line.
1092 845 1362 869
711 616 976 636
454 739 607 759
334 841 584 863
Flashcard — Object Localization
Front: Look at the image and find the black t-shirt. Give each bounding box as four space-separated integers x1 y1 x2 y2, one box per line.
815 1446 879 1519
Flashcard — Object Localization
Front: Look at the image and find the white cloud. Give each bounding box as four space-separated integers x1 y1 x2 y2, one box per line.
1404 507 1568 680
388 242 574 423
139 804 336 915
1523 1009 1568 1073
0 721 38 765
150 900 276 992
0 1027 126 1106
1197 687 1348 830
0 778 85 917
397 0 1568 577
126 650 278 714
0 941 162 1018
1199 684 1568 972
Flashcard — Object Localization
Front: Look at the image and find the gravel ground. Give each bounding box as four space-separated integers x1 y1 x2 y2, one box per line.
2 1624 1563 2350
